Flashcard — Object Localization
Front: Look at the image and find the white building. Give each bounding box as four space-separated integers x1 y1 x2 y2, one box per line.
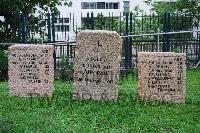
54 0 177 41
54 0 150 41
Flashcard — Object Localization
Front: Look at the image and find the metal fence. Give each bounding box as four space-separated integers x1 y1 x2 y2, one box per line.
0 11 200 70
121 30 200 69
52 41 76 70
2 12 196 43
42 30 199 71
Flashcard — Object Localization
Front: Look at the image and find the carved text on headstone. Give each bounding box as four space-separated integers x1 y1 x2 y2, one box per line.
138 52 186 103
73 30 122 100
8 44 54 97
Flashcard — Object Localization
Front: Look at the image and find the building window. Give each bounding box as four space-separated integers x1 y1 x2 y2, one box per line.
54 19 57 23
124 1 130 7
64 18 69 23
59 18 63 23
54 18 69 24
90 2 96 9
55 25 69 32
113 3 119 9
82 2 89 9
81 2 119 9
82 2 97 9
97 2 105 9
123 1 130 12
109 3 113 9
106 2 119 9
65 25 69 31
55 25 61 32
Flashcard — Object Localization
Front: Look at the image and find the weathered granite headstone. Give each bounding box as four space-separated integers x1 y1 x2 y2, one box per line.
137 52 186 103
8 44 54 97
73 30 122 100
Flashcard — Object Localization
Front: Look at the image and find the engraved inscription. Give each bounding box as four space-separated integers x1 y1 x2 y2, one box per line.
73 31 122 101
138 52 186 103
8 45 54 97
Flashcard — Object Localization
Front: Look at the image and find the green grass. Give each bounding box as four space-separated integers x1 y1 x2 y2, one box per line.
0 69 200 132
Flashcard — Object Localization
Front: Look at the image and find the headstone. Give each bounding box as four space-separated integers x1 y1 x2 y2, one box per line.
8 44 54 97
73 30 122 100
137 52 186 103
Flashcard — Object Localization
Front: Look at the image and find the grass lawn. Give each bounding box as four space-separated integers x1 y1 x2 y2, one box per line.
0 69 200 132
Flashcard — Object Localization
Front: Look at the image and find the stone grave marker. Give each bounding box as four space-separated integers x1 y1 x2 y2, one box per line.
73 30 122 100
137 52 186 103
8 44 54 97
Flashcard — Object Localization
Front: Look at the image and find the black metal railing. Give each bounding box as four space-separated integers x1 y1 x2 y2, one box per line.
0 11 200 71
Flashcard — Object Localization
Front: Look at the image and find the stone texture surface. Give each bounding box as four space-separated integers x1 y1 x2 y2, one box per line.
8 44 54 97
137 52 186 103
73 30 122 101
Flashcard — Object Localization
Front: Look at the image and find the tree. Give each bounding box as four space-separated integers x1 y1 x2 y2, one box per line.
0 0 72 42
144 0 200 31
94 13 119 31
144 0 200 16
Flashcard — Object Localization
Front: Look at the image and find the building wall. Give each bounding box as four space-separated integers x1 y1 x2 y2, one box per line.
57 0 135 41
55 0 157 41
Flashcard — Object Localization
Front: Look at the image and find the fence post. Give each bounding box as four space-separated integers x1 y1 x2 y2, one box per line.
124 12 129 70
47 13 51 43
91 12 94 30
119 12 122 35
163 13 170 52
53 44 56 73
100 12 103 30
129 12 133 69
157 28 160 52
21 13 26 43
198 32 200 66
111 12 114 31
108 12 111 30
73 13 75 31
51 13 55 42
87 12 90 29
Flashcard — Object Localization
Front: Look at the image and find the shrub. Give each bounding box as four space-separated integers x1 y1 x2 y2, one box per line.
0 50 8 72
59 55 73 81
0 50 8 81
